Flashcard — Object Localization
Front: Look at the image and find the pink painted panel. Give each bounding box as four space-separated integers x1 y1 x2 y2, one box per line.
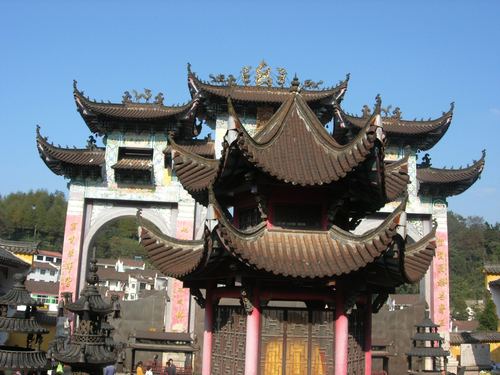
168 218 194 332
431 230 450 332
59 214 84 298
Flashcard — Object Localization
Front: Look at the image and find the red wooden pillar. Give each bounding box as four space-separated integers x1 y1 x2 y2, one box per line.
364 294 372 375
335 287 348 375
202 287 214 375
244 288 261 375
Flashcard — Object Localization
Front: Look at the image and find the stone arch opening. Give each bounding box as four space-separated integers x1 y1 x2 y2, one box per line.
78 204 175 293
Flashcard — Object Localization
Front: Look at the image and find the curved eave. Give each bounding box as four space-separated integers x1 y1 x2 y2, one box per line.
169 137 220 197
138 216 205 279
339 104 453 150
0 317 49 334
0 289 39 308
36 127 104 178
232 93 381 186
0 248 31 269
0 348 48 370
53 342 115 365
166 140 216 159
384 155 410 201
187 65 349 104
215 195 406 279
111 157 152 171
0 238 38 255
417 151 485 197
404 227 437 284
73 83 198 133
64 286 114 314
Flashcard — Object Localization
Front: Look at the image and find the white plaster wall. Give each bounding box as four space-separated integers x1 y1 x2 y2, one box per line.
214 114 257 158
104 132 169 188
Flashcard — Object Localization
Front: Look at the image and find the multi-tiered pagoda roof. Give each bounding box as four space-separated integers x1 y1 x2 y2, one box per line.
407 312 449 374
52 256 120 374
0 274 49 372
36 66 484 196
139 80 436 291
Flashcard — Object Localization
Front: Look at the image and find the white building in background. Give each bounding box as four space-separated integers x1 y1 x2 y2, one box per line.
96 257 145 272
96 257 167 301
27 249 62 282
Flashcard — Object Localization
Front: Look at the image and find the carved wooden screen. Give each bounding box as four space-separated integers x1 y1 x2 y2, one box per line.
260 308 335 375
261 309 285 375
211 306 247 375
347 308 365 375
311 310 335 375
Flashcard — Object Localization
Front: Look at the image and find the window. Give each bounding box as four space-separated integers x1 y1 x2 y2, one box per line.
55 258 61 264
49 270 56 276
114 147 154 185
40 269 46 275
273 204 322 230
130 283 136 289
46 257 54 262
36 255 44 261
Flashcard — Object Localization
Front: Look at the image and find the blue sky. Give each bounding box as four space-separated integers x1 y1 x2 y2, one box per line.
1 1 498 222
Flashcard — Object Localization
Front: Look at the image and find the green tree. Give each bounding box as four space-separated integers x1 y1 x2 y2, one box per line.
0 190 67 250
92 217 150 266
451 297 469 320
478 296 498 331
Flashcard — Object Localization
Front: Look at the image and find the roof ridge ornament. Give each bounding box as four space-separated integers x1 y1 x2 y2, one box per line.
255 60 272 87
290 74 300 92
374 94 382 115
276 67 287 88
303 79 324 90
132 89 152 103
86 135 97 150
241 65 252 86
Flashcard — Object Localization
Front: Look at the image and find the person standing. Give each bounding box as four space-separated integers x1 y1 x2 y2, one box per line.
136 361 145 375
166 359 177 375
104 364 116 375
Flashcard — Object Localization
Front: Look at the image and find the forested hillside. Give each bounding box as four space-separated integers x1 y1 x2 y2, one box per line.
0 190 145 259
0 190 67 250
1 191 499 313
448 212 500 317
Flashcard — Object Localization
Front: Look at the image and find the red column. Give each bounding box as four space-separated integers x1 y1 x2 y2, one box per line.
335 287 348 375
202 288 214 375
244 288 261 375
364 294 372 375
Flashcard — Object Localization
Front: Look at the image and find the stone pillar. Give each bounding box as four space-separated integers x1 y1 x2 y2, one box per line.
430 199 450 333
167 190 195 333
335 288 348 375
244 288 261 375
202 288 214 375
58 185 85 298
364 294 372 375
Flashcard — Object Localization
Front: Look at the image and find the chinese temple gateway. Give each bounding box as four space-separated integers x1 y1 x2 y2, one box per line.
36 62 485 375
